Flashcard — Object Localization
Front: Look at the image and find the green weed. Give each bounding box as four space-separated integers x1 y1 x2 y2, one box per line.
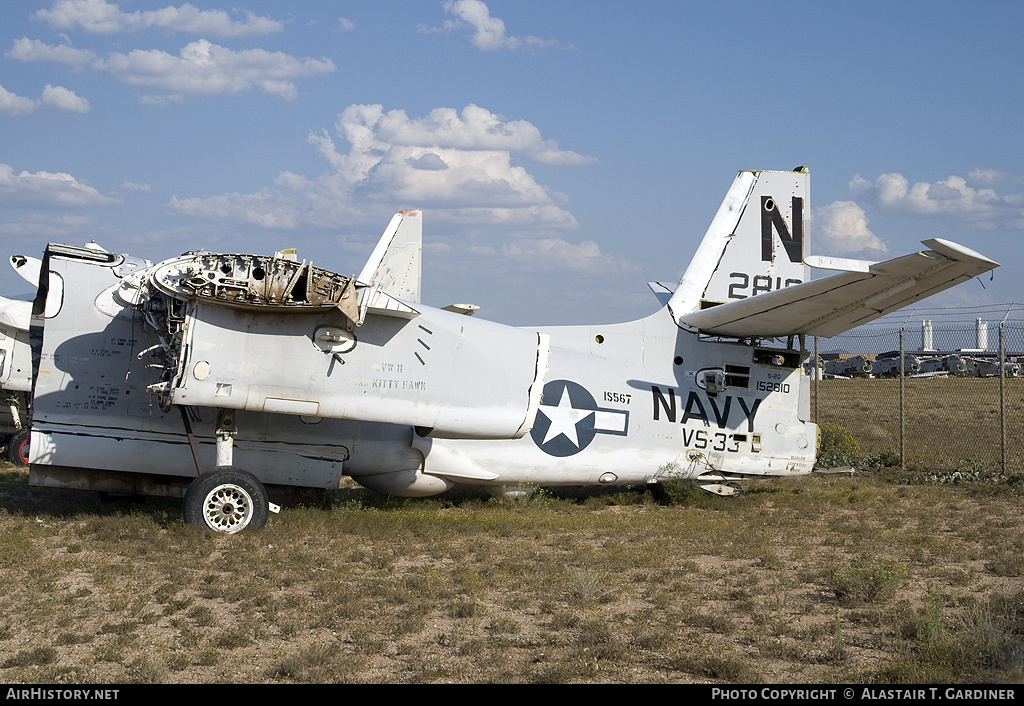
829 554 907 607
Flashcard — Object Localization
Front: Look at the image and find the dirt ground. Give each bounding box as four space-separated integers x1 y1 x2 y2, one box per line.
1 460 1022 684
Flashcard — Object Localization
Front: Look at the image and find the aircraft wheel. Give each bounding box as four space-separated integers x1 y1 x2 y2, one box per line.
7 429 29 466
183 467 269 534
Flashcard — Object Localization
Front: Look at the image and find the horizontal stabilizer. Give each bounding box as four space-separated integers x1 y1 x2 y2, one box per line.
361 290 420 320
678 239 998 338
648 281 674 306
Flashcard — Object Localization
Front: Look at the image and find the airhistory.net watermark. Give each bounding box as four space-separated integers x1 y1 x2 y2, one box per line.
6 689 119 701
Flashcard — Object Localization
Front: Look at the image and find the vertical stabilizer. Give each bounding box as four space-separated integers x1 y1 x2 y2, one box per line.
668 168 809 325
357 209 422 303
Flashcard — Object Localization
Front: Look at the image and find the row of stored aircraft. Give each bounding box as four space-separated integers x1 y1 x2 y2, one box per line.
810 354 1022 379
0 167 1000 532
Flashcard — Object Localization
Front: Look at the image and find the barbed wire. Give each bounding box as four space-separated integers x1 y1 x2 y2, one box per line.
843 303 1024 332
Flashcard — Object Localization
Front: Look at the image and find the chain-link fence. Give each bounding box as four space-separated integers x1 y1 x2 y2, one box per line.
811 320 1024 473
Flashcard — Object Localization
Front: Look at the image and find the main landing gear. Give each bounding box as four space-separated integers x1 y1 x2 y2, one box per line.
183 466 270 534
6 429 29 466
179 408 279 533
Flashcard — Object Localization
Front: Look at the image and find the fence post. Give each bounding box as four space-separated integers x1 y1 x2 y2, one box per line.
900 327 906 470
1000 323 1006 474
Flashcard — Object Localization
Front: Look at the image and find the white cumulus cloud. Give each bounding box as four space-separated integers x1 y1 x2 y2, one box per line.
7 37 96 66
0 83 89 115
0 164 120 208
814 201 888 256
365 104 596 166
34 0 283 38
11 36 335 102
168 103 593 233
850 171 1024 231
40 84 90 112
95 39 335 100
0 86 36 116
423 0 559 51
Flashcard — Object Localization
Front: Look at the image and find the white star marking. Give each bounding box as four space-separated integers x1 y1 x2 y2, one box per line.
540 386 593 448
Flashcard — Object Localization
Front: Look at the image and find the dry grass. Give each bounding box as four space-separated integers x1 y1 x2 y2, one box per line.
1 460 1023 684
814 377 1024 470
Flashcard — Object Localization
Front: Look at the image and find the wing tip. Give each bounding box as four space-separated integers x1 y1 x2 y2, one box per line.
922 238 999 269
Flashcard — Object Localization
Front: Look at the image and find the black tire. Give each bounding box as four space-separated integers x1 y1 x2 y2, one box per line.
182 467 269 533
7 429 29 466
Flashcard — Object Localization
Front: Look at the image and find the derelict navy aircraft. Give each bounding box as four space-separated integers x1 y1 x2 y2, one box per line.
21 167 998 532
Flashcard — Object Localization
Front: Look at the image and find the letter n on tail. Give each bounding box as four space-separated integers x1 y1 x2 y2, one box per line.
762 196 803 264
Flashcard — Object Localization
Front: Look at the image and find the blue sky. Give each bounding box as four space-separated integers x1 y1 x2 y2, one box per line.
2 0 1023 328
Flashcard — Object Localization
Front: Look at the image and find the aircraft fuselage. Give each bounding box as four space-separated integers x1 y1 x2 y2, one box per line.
395 310 814 496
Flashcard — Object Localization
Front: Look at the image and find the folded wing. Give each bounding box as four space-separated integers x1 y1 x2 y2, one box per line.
678 239 998 338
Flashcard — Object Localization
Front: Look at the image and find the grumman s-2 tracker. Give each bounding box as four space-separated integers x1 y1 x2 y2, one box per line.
19 167 998 533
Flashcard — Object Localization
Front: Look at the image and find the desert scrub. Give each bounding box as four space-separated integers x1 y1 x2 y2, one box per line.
817 422 860 468
829 553 907 607
924 465 1008 486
